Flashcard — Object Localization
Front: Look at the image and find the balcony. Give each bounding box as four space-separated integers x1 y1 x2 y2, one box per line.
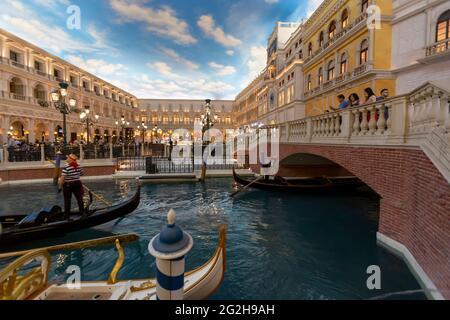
11 60 25 69
353 63 369 77
426 39 450 57
303 12 368 66
9 92 26 101
70 83 79 88
55 77 64 83
36 70 48 77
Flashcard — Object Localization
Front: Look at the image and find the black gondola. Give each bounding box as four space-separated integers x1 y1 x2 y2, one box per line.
233 168 364 193
0 185 140 246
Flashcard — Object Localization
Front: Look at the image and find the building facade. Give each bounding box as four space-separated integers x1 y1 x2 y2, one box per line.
0 28 139 146
391 0 450 94
138 99 235 142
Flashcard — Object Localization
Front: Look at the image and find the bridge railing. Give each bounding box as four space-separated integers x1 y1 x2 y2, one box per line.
266 82 450 182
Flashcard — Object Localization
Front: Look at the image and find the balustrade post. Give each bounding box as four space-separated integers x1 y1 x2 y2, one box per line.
80 144 84 162
340 110 352 139
388 97 408 141
306 118 313 142
376 104 387 135
2 145 7 165
329 115 335 136
368 106 378 134
360 109 369 134
352 110 361 135
40 144 45 163
110 142 113 160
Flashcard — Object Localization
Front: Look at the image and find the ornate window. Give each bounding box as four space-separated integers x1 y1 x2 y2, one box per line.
307 75 312 91
319 31 324 47
341 9 349 29
318 67 323 85
340 52 348 74
360 39 369 64
436 10 450 46
327 60 335 80
308 42 313 56
329 21 337 39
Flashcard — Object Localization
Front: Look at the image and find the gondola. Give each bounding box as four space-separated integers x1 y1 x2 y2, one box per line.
233 168 364 193
0 185 140 246
0 225 227 300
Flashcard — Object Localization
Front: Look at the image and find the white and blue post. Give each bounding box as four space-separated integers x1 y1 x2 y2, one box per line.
148 209 193 300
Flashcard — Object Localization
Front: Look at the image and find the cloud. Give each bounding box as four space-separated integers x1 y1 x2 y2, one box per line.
197 15 242 47
161 47 199 70
246 45 267 79
209 62 236 76
0 0 116 54
109 0 197 45
33 0 70 10
306 0 322 18
147 61 178 78
226 50 235 56
66 55 126 76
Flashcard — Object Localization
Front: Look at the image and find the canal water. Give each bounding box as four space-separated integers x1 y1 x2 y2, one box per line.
0 178 425 300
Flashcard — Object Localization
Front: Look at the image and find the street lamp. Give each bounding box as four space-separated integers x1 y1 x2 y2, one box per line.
79 105 99 145
200 99 217 182
51 82 77 146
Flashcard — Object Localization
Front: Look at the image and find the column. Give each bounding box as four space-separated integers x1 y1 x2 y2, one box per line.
0 36 4 58
149 210 193 300
28 118 36 143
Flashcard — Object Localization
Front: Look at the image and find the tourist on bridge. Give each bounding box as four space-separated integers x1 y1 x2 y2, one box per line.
337 94 350 109
363 88 377 104
59 154 85 220
377 89 389 101
349 93 360 107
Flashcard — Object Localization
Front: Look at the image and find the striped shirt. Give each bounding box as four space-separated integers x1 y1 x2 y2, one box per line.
62 164 83 182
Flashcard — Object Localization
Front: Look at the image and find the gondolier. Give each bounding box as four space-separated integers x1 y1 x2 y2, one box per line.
59 154 85 220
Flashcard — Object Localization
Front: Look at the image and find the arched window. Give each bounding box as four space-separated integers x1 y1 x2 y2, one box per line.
341 9 349 29
319 31 324 47
34 84 46 101
327 60 335 80
318 68 323 85
329 21 337 39
436 10 450 45
340 52 348 74
9 77 24 96
307 75 312 91
360 39 369 64
361 0 369 13
308 42 313 56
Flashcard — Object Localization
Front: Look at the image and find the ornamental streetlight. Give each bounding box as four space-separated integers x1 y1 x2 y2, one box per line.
200 99 218 182
51 82 77 147
79 105 99 145
117 115 130 143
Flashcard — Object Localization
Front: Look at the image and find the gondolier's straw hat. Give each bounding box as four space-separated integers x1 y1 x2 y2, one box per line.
68 154 78 161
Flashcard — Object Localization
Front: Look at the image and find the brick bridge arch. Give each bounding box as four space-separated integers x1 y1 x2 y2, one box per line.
248 142 449 298
270 143 450 299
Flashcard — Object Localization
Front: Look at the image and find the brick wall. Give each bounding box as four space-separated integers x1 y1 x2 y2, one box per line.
0 165 115 182
252 144 450 298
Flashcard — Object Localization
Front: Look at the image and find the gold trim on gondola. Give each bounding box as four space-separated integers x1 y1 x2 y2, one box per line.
107 240 125 285
0 250 51 300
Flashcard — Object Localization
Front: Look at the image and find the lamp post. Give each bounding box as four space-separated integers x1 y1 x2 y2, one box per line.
51 82 77 147
137 121 148 155
79 106 99 145
200 99 218 182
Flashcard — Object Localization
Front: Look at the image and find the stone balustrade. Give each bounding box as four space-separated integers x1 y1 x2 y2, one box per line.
263 83 450 181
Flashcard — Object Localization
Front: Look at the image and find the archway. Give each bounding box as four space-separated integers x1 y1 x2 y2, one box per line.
10 121 25 141
34 123 48 143
54 125 63 142
104 129 110 143
94 129 101 143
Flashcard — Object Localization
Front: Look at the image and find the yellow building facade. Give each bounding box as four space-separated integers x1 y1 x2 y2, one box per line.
301 0 395 115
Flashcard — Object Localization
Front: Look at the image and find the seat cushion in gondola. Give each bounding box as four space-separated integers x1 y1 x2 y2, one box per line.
18 206 63 228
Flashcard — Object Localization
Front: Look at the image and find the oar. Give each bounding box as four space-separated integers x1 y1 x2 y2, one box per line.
230 176 264 197
83 185 113 207
0 233 139 259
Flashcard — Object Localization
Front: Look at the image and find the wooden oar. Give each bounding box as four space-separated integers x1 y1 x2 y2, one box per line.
83 185 113 207
0 233 139 259
230 176 264 197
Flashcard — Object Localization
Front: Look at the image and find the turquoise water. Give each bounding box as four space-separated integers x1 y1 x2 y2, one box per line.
0 178 425 300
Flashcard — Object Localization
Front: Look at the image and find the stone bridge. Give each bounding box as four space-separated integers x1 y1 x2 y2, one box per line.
249 82 450 300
